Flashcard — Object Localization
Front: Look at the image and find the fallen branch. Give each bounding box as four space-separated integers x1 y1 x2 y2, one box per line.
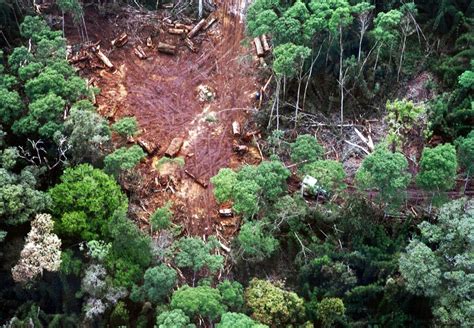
344 140 370 155
184 170 208 188
93 47 114 68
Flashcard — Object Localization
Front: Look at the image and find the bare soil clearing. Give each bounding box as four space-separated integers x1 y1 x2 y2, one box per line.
67 3 262 238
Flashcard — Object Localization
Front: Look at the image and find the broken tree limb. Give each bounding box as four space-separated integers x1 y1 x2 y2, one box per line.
111 32 128 47
94 48 114 68
254 37 264 57
157 42 177 55
134 45 147 59
344 140 370 155
187 19 206 38
184 170 208 188
354 127 374 151
261 34 271 52
184 38 197 52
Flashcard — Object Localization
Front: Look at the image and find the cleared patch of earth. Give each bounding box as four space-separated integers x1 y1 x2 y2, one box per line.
66 3 262 238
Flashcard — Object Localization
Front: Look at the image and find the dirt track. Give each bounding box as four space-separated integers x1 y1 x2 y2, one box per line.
67 2 262 237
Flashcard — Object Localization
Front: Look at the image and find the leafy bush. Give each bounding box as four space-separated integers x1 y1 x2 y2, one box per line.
290 134 324 164
416 143 458 192
112 117 139 138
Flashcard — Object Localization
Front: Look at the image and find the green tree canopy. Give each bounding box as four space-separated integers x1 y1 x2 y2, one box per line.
245 279 305 326
356 147 411 205
112 117 139 138
416 143 458 192
290 134 324 164
236 221 278 262
131 264 177 303
171 285 225 322
399 198 474 326
104 145 146 178
48 164 128 240
156 309 196 328
217 312 268 328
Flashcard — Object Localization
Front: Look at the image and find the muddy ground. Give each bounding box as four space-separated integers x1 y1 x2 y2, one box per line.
66 2 263 240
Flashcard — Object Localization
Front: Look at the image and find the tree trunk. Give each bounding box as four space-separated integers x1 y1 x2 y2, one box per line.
339 25 344 125
398 33 407 82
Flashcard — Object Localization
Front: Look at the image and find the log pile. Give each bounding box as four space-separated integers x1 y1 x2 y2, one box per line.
253 34 272 57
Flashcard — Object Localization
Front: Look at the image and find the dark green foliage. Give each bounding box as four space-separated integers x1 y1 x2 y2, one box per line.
416 143 458 192
171 285 225 321
104 145 146 177
217 312 267 328
173 237 224 278
112 117 139 138
156 309 196 328
290 134 324 164
300 160 346 193
236 221 278 262
131 264 177 303
151 201 173 232
109 301 129 327
399 198 474 326
455 130 474 176
49 164 128 240
106 209 152 288
0 148 50 225
211 160 289 218
356 147 411 205
217 280 244 312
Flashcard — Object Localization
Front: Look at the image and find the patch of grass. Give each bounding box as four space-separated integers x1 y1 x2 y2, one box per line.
155 156 185 169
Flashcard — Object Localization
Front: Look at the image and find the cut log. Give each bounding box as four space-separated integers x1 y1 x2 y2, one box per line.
134 45 147 59
111 32 128 47
162 3 174 9
184 170 208 188
204 17 217 30
232 121 241 136
187 19 206 38
94 48 114 69
174 23 192 31
232 141 248 153
168 28 185 35
146 36 153 48
261 34 271 52
163 17 173 24
254 37 264 57
137 138 159 154
165 137 183 157
157 42 177 55
184 38 197 52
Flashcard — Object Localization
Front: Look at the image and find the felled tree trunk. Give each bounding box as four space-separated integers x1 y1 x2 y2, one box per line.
157 42 177 55
254 37 264 57
187 19 207 38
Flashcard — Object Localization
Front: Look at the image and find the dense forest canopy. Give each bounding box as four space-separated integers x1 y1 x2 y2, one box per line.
0 0 473 327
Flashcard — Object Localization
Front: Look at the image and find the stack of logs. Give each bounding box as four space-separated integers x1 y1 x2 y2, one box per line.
254 34 271 57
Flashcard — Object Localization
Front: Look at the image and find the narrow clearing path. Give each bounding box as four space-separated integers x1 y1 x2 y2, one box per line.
69 2 261 238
